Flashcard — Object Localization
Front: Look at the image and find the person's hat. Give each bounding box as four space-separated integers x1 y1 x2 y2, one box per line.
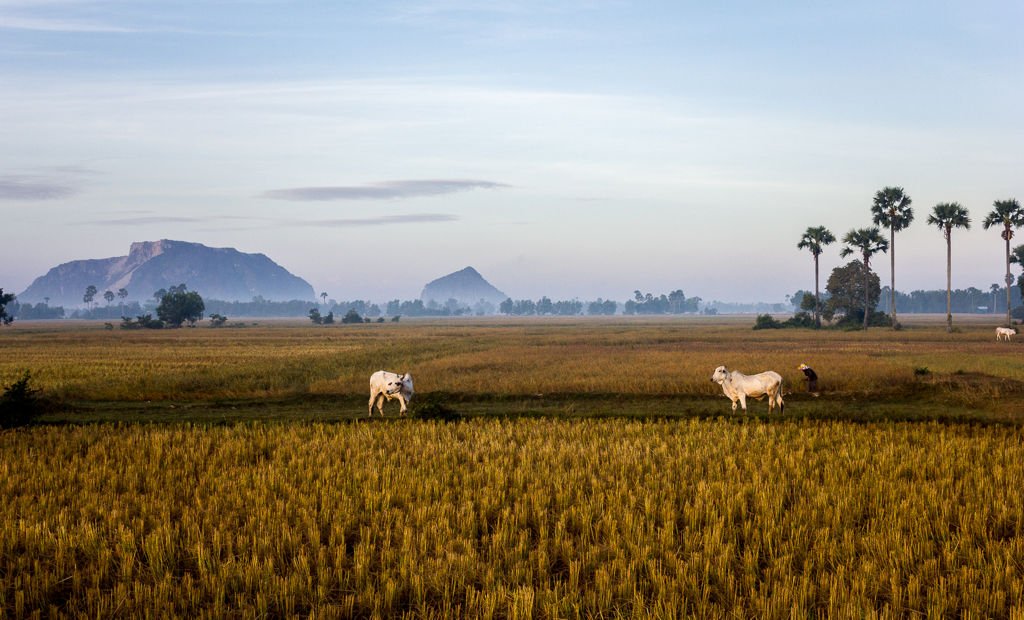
798 363 809 370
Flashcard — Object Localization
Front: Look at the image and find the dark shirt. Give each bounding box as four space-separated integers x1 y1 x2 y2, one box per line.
802 367 818 391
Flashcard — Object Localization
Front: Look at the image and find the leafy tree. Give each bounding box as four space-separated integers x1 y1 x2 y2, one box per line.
308 308 322 324
871 186 914 328
839 228 888 329
103 290 115 307
0 289 15 326
341 309 363 324
0 371 42 428
587 299 617 315
153 288 167 303
797 225 836 328
927 202 971 332
825 261 884 326
83 285 97 310
983 199 1024 326
322 311 335 324
208 313 228 327
499 298 514 315
156 288 205 327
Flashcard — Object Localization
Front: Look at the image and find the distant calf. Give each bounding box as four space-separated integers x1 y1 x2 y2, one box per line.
711 365 784 414
368 370 415 416
996 327 1016 341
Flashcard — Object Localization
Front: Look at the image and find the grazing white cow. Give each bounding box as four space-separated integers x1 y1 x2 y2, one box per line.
711 365 785 414
996 327 1016 342
368 370 414 416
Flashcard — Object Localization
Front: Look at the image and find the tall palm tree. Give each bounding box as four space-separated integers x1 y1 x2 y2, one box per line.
1010 245 1024 310
926 203 970 332
870 186 914 328
840 227 889 329
982 198 1024 326
796 226 836 328
320 291 328 306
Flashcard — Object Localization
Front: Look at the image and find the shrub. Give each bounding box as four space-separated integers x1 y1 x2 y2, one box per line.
209 313 228 327
0 372 43 428
412 394 461 421
341 310 363 324
753 314 783 330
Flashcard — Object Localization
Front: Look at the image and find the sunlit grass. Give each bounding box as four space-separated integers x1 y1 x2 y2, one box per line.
1 419 1022 617
2 316 1023 404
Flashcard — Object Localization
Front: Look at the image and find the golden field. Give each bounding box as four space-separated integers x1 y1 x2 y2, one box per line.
2 316 1024 616
2 315 1023 412
2 419 1023 618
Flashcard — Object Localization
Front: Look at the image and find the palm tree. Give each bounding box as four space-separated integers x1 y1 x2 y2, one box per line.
320 292 328 306
840 227 889 329
982 198 1024 326
926 203 970 332
796 226 836 328
870 186 914 328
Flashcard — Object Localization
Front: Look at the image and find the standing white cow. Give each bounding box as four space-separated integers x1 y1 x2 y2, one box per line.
996 327 1016 341
711 365 785 414
368 370 414 416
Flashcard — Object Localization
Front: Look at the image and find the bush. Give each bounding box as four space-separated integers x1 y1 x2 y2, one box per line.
753 314 783 330
120 314 164 329
0 372 43 428
341 309 363 324
783 311 816 328
412 394 461 421
209 313 228 327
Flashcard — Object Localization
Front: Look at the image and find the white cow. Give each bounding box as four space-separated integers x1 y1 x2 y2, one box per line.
711 365 785 414
996 327 1016 342
368 370 415 416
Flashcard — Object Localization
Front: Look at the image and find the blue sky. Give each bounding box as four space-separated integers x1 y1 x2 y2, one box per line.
1 1 1022 303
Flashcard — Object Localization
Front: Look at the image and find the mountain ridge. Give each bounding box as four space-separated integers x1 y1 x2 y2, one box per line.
19 240 315 306
420 266 507 306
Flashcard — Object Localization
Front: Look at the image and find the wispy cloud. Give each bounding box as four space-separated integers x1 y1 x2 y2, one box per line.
261 179 509 201
0 15 136 33
0 174 77 200
85 216 204 225
81 213 459 227
301 213 459 226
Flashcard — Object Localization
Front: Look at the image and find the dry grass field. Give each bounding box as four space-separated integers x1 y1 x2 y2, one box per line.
2 420 1023 617
2 316 1024 616
2 315 1023 419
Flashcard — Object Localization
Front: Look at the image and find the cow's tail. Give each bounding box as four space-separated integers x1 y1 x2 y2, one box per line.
776 379 785 414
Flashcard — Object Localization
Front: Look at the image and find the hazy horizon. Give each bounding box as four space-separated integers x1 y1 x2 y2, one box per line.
2 1 1021 303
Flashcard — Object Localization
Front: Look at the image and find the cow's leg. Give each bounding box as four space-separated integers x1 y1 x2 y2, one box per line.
731 398 738 412
738 394 747 413
368 391 379 416
396 394 408 415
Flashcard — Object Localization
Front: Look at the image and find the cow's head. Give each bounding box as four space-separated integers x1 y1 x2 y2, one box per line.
401 373 414 398
711 366 729 384
384 376 404 395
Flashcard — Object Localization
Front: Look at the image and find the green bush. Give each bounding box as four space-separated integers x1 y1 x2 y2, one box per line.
0 372 43 428
412 394 461 421
753 314 783 330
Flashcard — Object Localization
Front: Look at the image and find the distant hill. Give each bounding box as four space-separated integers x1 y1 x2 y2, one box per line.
420 266 507 306
19 240 315 306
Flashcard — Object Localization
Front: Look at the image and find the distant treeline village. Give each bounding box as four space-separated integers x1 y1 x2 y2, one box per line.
4 191 1024 326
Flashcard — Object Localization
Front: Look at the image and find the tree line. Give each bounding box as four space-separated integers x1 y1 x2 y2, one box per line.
798 189 1024 331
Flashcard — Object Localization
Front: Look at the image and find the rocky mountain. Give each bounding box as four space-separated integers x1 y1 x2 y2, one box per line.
19 240 315 306
420 266 507 306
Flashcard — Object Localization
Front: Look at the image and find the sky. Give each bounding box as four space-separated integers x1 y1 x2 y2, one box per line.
1 0 1022 304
